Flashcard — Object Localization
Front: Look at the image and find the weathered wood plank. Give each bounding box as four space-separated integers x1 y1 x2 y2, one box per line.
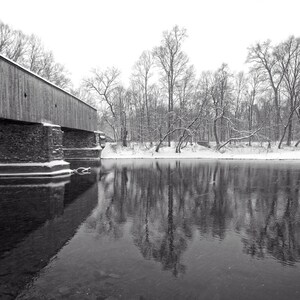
0 55 97 132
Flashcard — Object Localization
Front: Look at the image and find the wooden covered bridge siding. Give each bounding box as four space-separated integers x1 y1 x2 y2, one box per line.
0 55 104 177
0 55 97 131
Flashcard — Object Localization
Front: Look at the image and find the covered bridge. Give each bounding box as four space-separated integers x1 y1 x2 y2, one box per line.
0 54 105 177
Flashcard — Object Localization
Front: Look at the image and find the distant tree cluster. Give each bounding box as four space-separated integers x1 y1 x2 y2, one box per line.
82 26 300 150
0 20 70 89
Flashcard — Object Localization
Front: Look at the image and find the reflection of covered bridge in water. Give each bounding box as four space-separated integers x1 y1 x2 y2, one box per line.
0 168 100 298
0 55 105 177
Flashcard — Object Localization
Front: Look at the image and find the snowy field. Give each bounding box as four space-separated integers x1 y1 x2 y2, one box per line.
102 142 300 160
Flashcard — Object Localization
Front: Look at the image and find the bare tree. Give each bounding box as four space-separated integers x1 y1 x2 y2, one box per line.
153 25 189 146
175 65 195 129
244 70 264 145
276 36 300 147
0 22 12 53
115 86 129 146
217 127 262 151
25 35 44 73
85 67 123 142
209 64 232 148
33 51 69 88
233 72 247 125
132 50 154 144
175 85 210 153
247 41 288 141
0 20 71 89
5 29 28 63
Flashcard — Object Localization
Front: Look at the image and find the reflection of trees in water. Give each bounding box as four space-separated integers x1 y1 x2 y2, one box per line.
241 167 300 265
97 161 300 272
128 164 189 276
191 162 233 240
85 167 129 239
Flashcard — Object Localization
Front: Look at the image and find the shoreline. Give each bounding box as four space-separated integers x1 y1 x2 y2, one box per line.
101 143 300 161
102 157 300 160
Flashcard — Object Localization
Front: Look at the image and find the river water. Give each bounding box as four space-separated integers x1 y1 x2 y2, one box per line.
1 159 300 300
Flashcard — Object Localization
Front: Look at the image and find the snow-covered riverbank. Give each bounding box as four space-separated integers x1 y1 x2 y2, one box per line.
102 143 300 160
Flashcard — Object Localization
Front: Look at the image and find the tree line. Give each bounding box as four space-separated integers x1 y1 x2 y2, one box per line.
82 26 300 151
2 20 300 150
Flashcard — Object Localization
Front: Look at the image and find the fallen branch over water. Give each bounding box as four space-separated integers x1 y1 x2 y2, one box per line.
216 128 262 151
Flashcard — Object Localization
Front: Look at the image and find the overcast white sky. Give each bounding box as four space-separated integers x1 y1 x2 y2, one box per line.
1 0 300 87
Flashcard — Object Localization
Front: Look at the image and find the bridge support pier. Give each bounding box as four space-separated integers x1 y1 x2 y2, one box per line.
63 129 103 162
0 120 71 177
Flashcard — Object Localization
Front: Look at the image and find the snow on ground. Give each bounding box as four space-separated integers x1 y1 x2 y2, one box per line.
101 142 300 160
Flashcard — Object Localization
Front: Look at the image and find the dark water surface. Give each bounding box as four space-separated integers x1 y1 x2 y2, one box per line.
1 159 300 300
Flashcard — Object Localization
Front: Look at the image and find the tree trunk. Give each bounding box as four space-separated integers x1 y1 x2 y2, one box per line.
213 117 220 148
286 120 293 146
295 139 300 147
121 127 128 147
278 107 297 149
274 90 280 141
248 105 253 146
145 78 152 144
220 115 224 142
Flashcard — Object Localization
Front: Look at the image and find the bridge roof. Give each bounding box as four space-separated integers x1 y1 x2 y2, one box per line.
0 55 97 132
